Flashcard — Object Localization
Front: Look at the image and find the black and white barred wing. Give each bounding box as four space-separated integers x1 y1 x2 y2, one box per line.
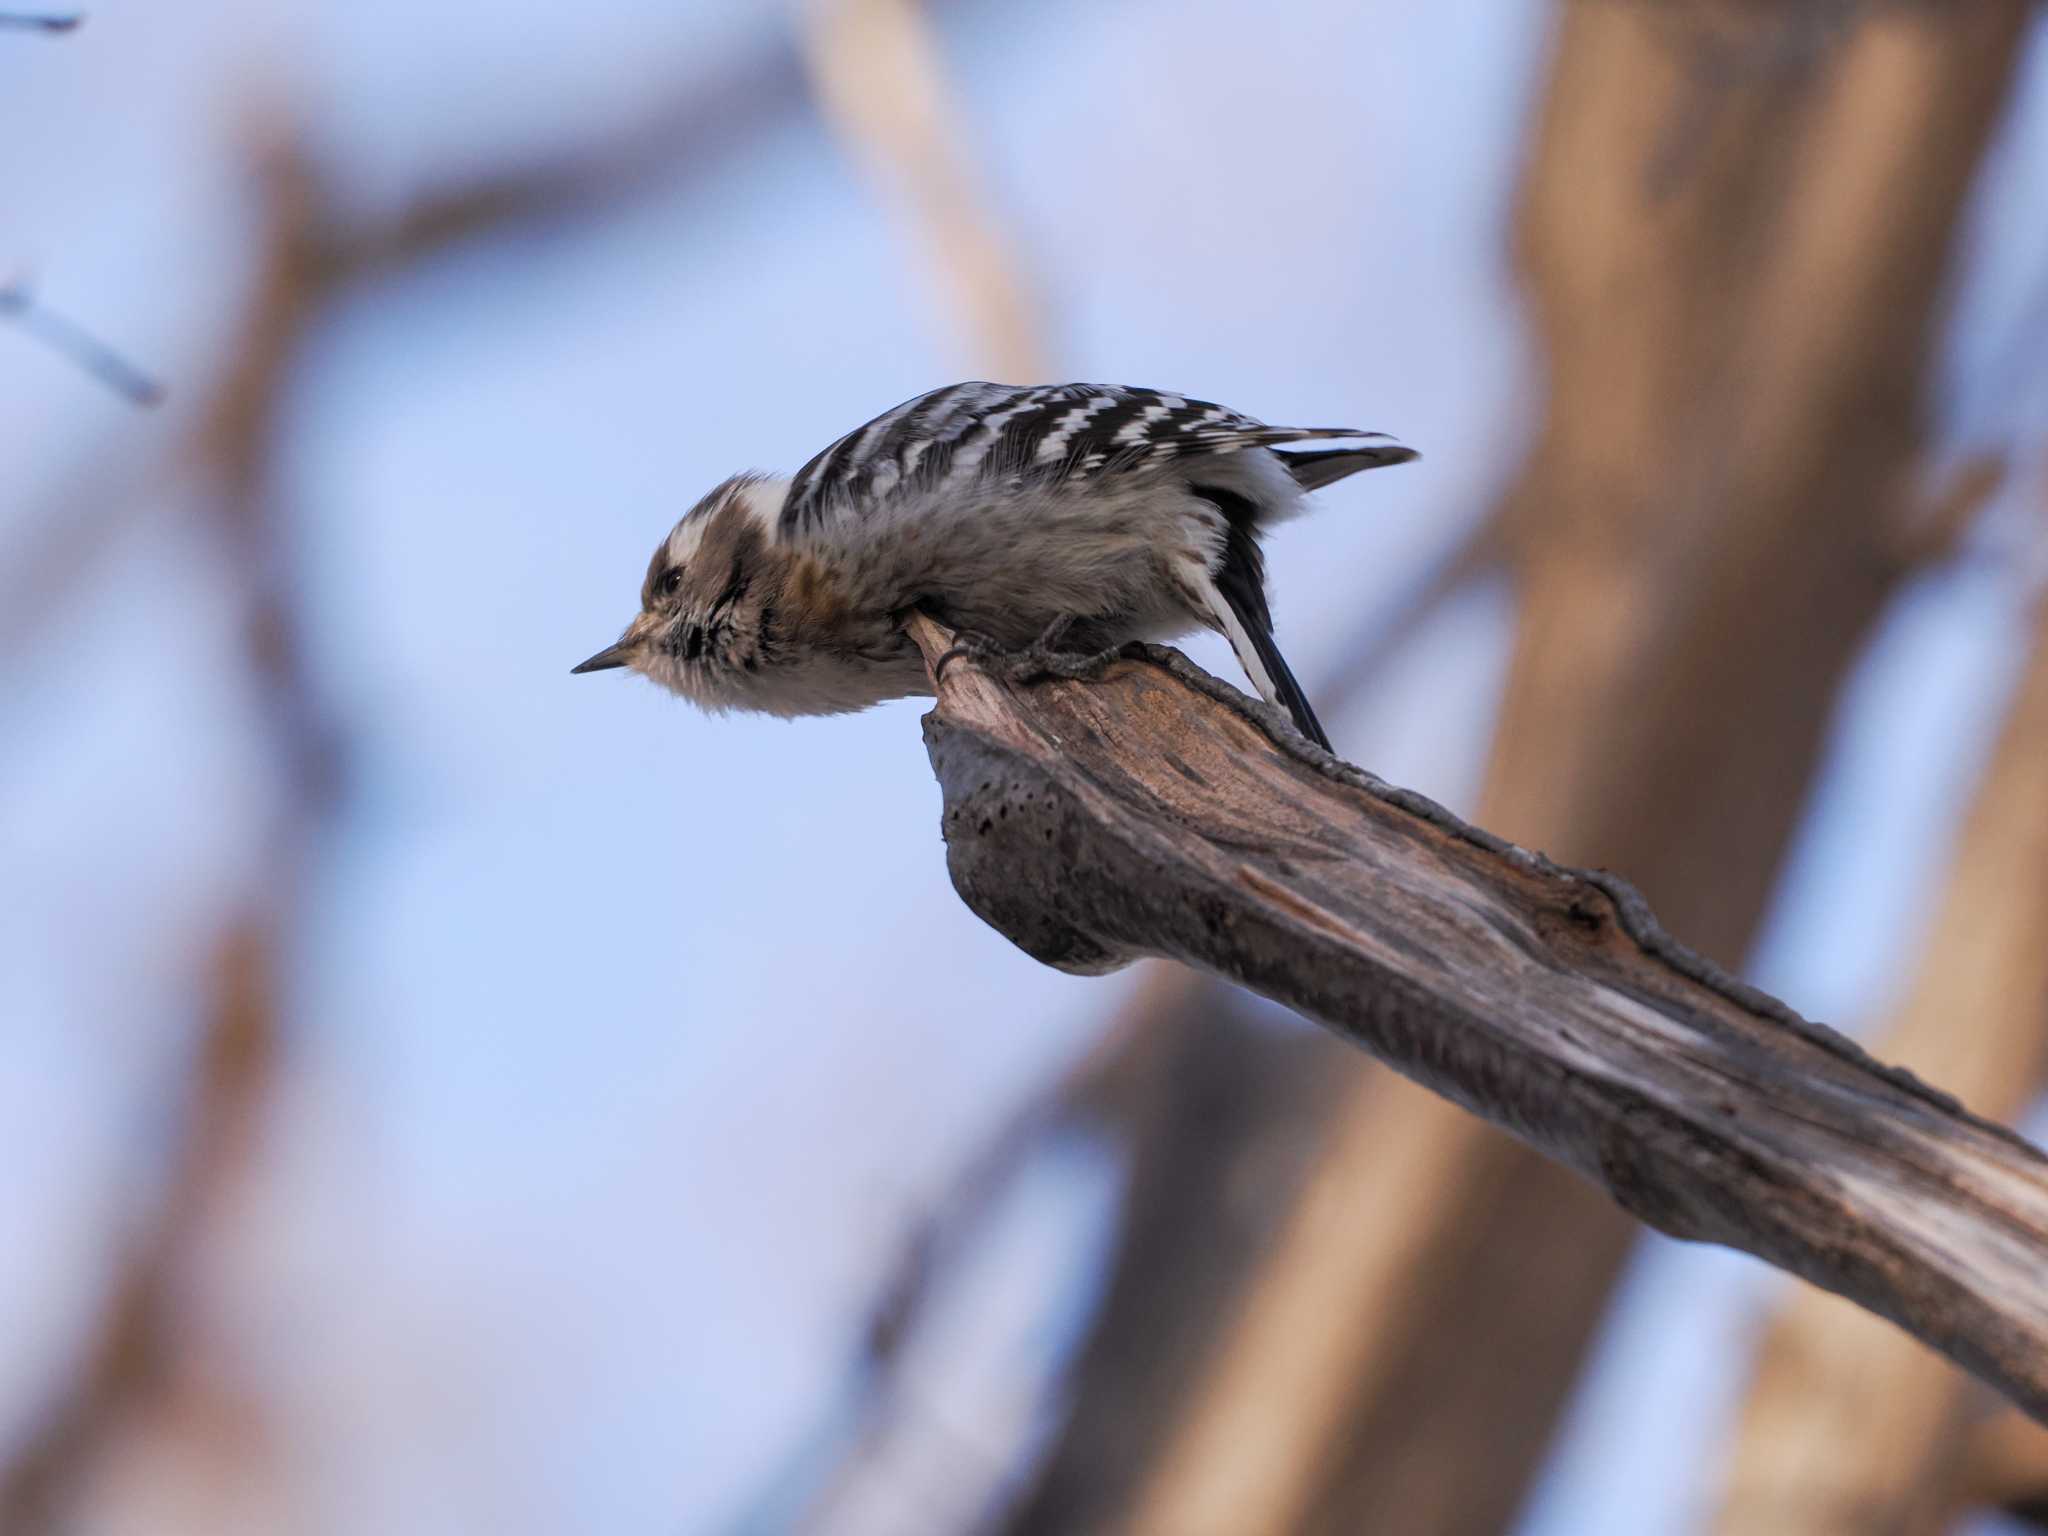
778 381 1398 535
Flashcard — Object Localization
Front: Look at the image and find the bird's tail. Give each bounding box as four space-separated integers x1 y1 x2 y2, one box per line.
1198 570 1333 752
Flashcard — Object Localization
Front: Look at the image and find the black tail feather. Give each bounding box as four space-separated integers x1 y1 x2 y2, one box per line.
1198 483 1334 751
1233 605 1332 751
1274 443 1418 491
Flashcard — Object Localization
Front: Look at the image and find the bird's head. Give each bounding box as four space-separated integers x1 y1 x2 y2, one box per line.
571 474 792 710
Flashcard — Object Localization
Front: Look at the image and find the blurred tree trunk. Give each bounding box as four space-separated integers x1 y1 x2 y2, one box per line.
1710 597 2048 1536
1007 4 2031 1533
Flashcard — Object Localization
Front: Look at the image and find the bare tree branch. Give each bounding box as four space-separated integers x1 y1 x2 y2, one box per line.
902 612 2048 1430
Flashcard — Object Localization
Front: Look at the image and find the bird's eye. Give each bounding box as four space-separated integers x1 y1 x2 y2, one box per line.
659 567 684 599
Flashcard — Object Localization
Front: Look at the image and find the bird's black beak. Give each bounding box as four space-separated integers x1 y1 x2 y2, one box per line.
570 641 633 675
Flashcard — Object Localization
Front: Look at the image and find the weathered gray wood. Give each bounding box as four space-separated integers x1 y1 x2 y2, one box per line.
905 616 2048 1422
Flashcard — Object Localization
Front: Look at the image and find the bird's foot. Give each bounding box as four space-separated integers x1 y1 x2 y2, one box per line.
1000 617 1136 686
935 616 1129 687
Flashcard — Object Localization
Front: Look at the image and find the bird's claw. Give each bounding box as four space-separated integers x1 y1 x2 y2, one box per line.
932 617 1124 687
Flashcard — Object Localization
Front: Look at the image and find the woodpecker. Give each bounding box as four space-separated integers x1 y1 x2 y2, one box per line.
571 381 1415 749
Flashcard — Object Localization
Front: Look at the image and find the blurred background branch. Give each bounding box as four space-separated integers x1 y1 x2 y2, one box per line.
0 11 80 31
1962 1411 2048 1530
800 0 1047 380
0 89 794 1524
0 139 334 1536
0 10 922 1511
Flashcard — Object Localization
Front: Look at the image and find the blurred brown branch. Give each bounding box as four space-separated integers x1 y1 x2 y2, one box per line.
0 925 277 1532
0 147 327 1534
0 119 591 1529
0 25 840 1512
1710 598 2048 1532
0 28 813 663
1963 1411 2048 1529
903 613 2048 1424
316 31 811 282
800 0 1049 379
762 976 1351 1536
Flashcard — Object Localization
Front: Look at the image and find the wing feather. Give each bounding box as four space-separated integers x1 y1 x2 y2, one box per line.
778 382 1394 535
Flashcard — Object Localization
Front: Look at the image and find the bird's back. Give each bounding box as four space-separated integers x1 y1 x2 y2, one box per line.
777 381 1389 537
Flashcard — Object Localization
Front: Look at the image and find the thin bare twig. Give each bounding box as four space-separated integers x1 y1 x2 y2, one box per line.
0 10 82 30
0 278 164 405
